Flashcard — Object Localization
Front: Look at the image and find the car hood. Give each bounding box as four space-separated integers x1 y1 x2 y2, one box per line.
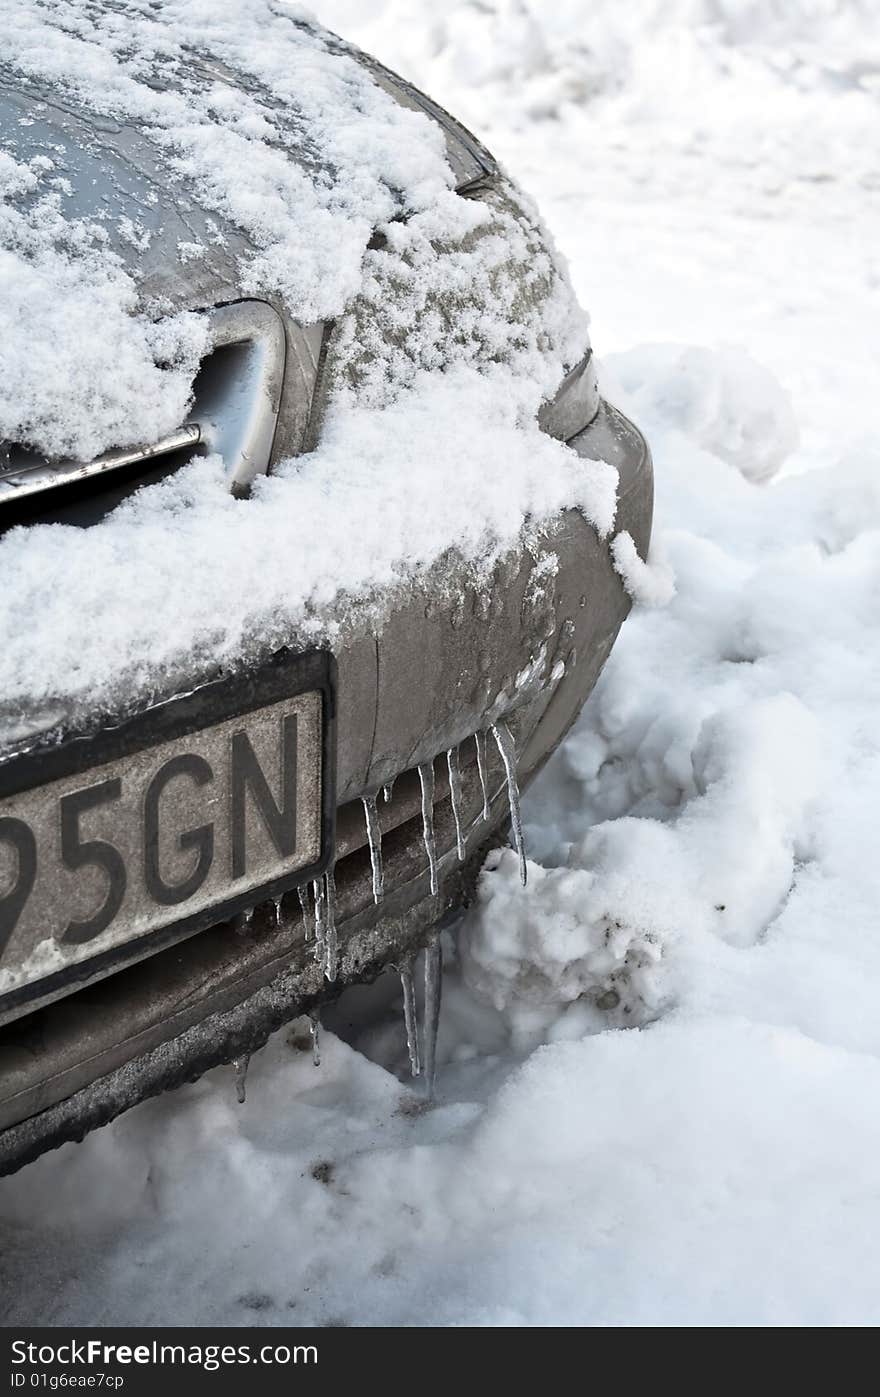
0 25 492 313
1 70 246 312
0 3 502 467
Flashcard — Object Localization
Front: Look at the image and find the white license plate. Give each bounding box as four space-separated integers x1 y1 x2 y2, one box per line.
0 650 335 1023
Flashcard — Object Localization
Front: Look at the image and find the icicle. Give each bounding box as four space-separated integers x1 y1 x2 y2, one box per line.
474 730 491 821
298 884 313 941
322 868 338 982
361 794 384 904
312 876 325 966
232 1054 249 1105
273 896 283 927
399 960 421 1077
240 905 255 929
446 747 466 862
383 781 394 803
417 761 439 895
309 1011 321 1068
492 719 528 887
423 936 442 1101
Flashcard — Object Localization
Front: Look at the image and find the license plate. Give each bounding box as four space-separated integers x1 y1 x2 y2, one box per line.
0 649 336 1023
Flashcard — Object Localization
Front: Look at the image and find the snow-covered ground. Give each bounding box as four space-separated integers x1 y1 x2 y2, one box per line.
3 0 880 1325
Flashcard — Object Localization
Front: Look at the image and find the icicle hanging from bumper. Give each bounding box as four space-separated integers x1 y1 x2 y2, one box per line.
474 730 491 821
323 867 338 983
361 793 384 904
324 871 338 983
417 760 439 895
423 935 442 1101
298 884 313 941
446 747 466 861
312 876 325 966
399 959 421 1077
232 1054 249 1105
492 719 528 887
311 871 337 980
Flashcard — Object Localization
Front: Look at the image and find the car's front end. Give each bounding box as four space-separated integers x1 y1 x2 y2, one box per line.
0 3 651 1173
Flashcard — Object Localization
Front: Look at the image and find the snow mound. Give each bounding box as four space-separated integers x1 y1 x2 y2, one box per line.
316 0 880 196
466 1016 880 1324
6 1011 880 1325
460 848 664 1049
610 344 799 483
463 687 820 1039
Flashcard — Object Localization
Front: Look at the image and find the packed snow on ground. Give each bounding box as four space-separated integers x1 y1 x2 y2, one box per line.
2 0 880 1325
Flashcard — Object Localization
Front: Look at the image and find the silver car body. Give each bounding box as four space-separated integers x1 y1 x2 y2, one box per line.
0 17 652 1171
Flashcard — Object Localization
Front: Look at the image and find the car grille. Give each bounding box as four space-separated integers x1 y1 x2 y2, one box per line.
0 299 310 514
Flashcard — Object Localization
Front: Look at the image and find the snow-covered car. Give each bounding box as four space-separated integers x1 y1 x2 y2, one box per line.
0 2 652 1173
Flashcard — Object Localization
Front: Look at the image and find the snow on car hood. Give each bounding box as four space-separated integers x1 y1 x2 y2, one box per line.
0 0 605 723
0 0 474 460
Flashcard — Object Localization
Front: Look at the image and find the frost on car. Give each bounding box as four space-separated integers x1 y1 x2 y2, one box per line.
0 1 652 1173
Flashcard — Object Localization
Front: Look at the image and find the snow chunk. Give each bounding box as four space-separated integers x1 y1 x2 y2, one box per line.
611 530 676 607
461 848 665 1049
610 344 799 484
502 644 823 1041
